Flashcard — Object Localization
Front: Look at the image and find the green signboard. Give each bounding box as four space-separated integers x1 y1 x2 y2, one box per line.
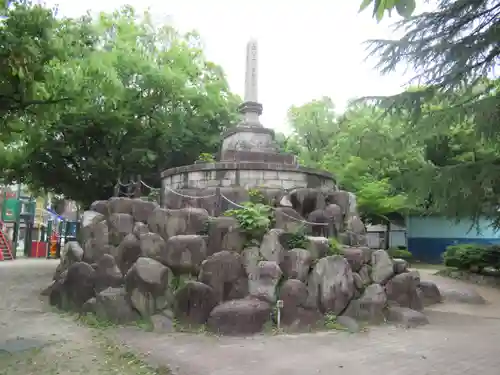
1 197 20 222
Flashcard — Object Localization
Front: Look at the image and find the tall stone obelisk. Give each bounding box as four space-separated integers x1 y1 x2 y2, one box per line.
240 39 263 127
219 39 297 165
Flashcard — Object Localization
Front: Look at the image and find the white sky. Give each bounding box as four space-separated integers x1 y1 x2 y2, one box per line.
43 0 430 133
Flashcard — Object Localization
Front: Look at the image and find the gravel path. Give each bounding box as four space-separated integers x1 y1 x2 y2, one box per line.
2 259 500 375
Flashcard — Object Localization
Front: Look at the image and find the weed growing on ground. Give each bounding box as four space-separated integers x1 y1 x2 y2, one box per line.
323 314 348 331
77 312 117 329
100 336 172 375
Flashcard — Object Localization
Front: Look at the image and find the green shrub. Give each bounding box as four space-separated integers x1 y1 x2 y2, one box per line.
328 237 343 256
387 247 413 261
196 153 215 162
443 243 500 272
224 202 273 243
248 188 266 204
286 227 309 249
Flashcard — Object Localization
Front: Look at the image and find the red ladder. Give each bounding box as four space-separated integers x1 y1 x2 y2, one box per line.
0 220 13 261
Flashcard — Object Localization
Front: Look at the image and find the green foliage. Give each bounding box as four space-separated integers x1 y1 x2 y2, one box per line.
196 153 215 163
145 188 160 203
327 237 343 256
0 4 239 206
224 202 273 242
359 0 416 21
285 227 309 249
387 247 412 261
323 313 348 331
248 188 266 204
365 0 500 225
443 243 500 272
283 99 417 223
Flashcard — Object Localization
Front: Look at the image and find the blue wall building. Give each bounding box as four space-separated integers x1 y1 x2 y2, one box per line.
407 216 500 263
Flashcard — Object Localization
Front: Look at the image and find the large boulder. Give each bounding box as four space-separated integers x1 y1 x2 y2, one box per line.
108 213 134 246
260 229 286 263
386 305 429 328
132 222 150 238
371 249 394 284
358 265 372 285
324 204 343 233
248 261 283 303
130 199 158 223
139 232 166 261
174 281 217 325
307 209 334 237
125 257 174 317
89 201 109 216
393 258 409 274
226 276 249 300
385 271 423 311
342 284 387 323
419 280 442 306
440 286 486 305
206 216 245 255
148 207 209 240
288 188 326 217
346 216 366 246
198 251 244 302
341 247 364 272
163 235 207 274
60 262 96 311
108 197 134 215
92 287 139 324
207 298 272 335
278 279 322 330
115 234 142 274
305 236 329 260
273 207 304 233
94 254 123 293
306 255 355 314
241 246 260 280
280 248 312 282
82 219 109 263
54 241 84 280
279 279 308 309
331 190 350 216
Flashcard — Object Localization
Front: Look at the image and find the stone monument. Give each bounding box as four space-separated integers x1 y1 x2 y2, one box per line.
161 39 335 203
43 40 439 340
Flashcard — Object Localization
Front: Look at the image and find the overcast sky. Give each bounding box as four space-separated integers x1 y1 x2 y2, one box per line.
43 0 430 133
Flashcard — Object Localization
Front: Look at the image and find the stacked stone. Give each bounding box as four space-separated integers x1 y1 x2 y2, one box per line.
44 194 442 335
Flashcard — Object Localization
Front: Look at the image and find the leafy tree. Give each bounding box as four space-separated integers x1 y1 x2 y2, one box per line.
285 97 338 166
359 0 416 21
366 0 500 225
285 98 419 227
2 5 239 206
0 2 94 138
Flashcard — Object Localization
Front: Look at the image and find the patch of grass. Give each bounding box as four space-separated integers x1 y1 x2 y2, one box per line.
101 338 172 375
77 312 117 329
172 319 210 334
135 317 154 332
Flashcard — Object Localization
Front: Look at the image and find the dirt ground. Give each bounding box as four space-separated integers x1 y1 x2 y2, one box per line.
2 259 500 375
0 259 169 375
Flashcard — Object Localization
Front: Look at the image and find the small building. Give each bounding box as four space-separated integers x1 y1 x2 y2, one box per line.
366 223 407 249
406 215 500 263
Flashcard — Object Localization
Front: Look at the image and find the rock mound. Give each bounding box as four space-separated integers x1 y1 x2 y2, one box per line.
43 195 439 335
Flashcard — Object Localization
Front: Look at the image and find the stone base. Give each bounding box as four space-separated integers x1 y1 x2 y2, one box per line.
221 126 276 153
161 162 335 192
219 150 297 165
